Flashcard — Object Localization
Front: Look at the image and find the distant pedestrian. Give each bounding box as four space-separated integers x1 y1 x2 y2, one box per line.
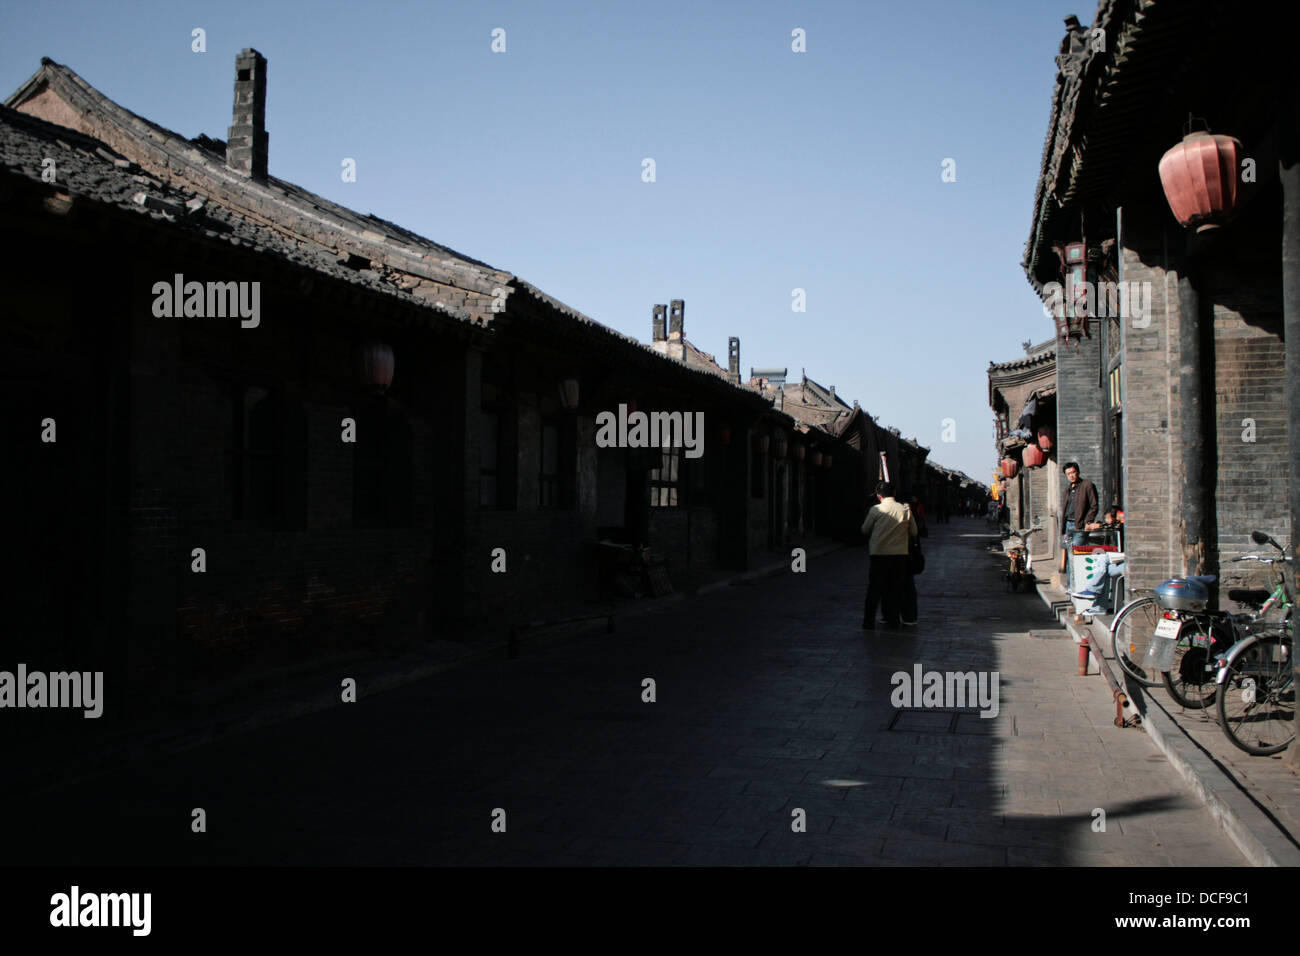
908 495 928 537
861 480 918 630
901 503 924 626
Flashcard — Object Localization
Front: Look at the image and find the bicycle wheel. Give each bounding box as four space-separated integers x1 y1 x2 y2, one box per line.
1216 634 1295 755
1111 596 1162 686
1162 620 1221 709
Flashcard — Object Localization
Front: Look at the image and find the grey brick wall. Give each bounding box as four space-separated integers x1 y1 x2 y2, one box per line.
1206 264 1290 594
1119 210 1289 596
1119 231 1177 591
1056 332 1104 491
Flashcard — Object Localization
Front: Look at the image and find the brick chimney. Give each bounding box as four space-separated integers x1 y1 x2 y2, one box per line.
669 300 684 339
227 49 268 179
728 337 740 383
652 304 667 342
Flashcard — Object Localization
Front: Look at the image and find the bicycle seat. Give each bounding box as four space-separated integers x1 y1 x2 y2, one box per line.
1228 588 1272 606
1188 575 1217 585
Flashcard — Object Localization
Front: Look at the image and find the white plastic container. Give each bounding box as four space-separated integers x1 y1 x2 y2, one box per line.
1143 617 1182 673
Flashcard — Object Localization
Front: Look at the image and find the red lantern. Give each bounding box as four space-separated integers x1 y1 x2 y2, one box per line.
1158 130 1245 230
811 451 823 468
1036 425 1054 451
793 443 805 461
720 425 731 447
824 454 833 468
358 340 394 391
1022 444 1046 468
1001 456 1018 479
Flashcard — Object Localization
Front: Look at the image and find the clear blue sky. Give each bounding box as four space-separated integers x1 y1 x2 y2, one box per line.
2 0 1075 481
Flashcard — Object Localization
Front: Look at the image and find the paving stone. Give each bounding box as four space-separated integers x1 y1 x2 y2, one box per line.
0 522 1248 867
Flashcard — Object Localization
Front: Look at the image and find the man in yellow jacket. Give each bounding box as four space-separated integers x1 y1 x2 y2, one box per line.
861 480 918 630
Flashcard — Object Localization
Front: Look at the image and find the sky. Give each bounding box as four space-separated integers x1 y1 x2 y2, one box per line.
1 0 1075 481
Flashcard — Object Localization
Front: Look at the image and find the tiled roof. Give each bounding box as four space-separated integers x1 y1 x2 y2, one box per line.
6 58 510 318
1022 1 1201 292
988 346 1056 373
0 103 474 324
681 340 732 380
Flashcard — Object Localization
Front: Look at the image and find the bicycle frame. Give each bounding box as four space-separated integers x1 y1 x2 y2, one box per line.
1215 623 1293 687
1208 548 1294 683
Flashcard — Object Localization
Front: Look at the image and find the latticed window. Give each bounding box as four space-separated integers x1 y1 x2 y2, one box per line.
650 446 680 507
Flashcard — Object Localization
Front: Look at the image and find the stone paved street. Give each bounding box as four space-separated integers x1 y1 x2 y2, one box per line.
3 519 1246 866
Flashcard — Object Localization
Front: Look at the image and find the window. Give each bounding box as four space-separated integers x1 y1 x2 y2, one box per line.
649 446 680 507
353 396 412 527
233 386 306 529
479 379 517 509
688 444 710 505
540 420 559 508
480 409 500 507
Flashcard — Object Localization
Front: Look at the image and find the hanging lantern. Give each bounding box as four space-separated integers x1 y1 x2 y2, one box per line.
811 450 824 467
558 378 580 411
823 454 833 468
793 443 805 461
720 425 731 447
358 340 394 392
1022 444 1046 468
1001 456 1019 479
1036 425 1054 451
1158 128 1245 231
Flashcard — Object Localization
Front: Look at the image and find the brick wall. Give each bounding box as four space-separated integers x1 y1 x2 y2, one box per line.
1205 261 1289 593
1118 207 1288 595
1056 332 1105 491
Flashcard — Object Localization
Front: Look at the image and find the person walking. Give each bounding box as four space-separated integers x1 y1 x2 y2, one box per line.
1059 461 1099 590
861 480 918 630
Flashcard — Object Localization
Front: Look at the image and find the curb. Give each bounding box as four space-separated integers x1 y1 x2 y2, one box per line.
1036 583 1300 867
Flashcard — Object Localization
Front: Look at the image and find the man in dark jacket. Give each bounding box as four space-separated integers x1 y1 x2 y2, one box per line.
1060 462 1099 588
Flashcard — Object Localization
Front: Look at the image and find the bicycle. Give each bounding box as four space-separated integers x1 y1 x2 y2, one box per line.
1003 526 1042 593
1110 531 1293 710
1214 531 1295 755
